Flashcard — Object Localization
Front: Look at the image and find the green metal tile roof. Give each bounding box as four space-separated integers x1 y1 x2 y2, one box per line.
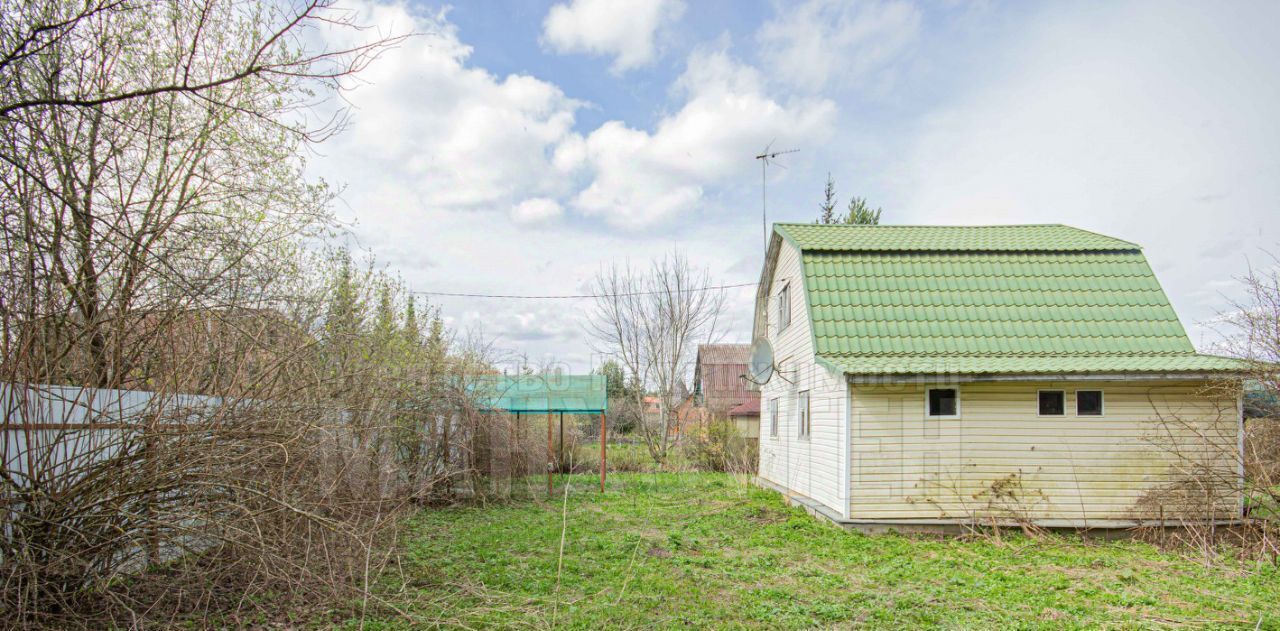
470 374 607 413
776 223 1140 252
774 223 1245 376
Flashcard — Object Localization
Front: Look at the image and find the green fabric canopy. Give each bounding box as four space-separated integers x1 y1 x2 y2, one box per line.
470 374 607 413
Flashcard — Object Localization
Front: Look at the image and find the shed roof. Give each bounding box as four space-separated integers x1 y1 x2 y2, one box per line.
471 374 607 413
728 398 760 417
697 344 751 365
767 223 1243 376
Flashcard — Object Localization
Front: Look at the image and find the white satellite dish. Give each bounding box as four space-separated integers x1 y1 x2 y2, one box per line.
749 337 775 385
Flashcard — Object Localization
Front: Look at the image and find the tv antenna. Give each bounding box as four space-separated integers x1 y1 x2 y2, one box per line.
755 142 799 248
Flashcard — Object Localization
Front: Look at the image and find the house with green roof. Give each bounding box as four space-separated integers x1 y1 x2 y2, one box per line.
752 223 1244 529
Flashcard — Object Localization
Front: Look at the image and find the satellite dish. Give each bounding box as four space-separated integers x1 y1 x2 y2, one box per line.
749 338 775 385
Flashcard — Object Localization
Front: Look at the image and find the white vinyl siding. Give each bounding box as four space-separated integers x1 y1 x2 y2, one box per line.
757 239 848 517
849 380 1240 522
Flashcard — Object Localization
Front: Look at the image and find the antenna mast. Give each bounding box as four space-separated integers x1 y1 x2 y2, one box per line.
754 144 799 249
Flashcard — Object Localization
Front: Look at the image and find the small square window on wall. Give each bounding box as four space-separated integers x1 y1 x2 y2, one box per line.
797 391 810 438
1039 390 1065 416
1077 390 1104 416
769 398 779 437
778 283 791 330
926 388 958 418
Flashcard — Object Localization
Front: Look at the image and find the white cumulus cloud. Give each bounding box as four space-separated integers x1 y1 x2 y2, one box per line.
570 48 837 228
757 0 921 91
316 3 583 216
886 1 1280 349
542 0 685 72
308 2 766 367
511 198 565 225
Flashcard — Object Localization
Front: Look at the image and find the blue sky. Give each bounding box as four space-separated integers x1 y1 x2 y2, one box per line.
310 0 1280 371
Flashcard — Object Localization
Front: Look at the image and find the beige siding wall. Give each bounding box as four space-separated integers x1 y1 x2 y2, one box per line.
849 380 1241 522
758 240 849 516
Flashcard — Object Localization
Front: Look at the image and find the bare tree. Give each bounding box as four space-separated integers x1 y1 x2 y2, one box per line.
1215 255 1280 524
1133 254 1280 561
586 251 725 465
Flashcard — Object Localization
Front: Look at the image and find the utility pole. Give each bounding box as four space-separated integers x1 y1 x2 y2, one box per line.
755 144 799 249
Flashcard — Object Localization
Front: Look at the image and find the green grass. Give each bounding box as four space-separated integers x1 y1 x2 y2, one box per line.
352 473 1280 629
567 440 696 472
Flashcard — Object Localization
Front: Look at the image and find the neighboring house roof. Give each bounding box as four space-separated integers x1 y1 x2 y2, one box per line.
673 380 690 401
761 223 1244 376
693 343 759 412
728 399 760 417
697 344 752 365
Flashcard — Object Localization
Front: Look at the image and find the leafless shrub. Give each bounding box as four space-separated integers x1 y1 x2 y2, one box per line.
913 470 1049 540
1214 255 1280 515
1136 255 1280 562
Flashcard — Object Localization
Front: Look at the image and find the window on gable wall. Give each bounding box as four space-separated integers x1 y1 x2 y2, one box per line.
797 390 810 438
1039 390 1065 416
769 398 779 437
778 283 791 330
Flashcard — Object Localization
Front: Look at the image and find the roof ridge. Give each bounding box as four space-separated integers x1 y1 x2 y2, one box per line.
1057 225 1141 249
772 222 1071 228
773 223 1139 253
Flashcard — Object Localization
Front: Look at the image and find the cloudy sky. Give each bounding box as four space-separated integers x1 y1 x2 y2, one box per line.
309 0 1280 371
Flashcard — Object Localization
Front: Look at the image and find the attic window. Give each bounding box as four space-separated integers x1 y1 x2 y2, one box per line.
778 283 791 330
926 388 958 418
1077 390 1104 416
1038 390 1065 416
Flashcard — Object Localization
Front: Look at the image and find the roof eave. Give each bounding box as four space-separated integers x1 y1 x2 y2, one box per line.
843 370 1248 384
751 229 787 342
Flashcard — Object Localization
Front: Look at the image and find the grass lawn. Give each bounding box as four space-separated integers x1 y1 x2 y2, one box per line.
352 473 1280 629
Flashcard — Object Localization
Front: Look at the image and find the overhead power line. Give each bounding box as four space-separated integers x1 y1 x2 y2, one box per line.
413 281 758 300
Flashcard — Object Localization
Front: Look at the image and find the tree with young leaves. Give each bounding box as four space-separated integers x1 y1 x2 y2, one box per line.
846 196 883 225
817 173 838 224
598 359 643 433
0 0 405 389
0 2 422 623
814 174 884 225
